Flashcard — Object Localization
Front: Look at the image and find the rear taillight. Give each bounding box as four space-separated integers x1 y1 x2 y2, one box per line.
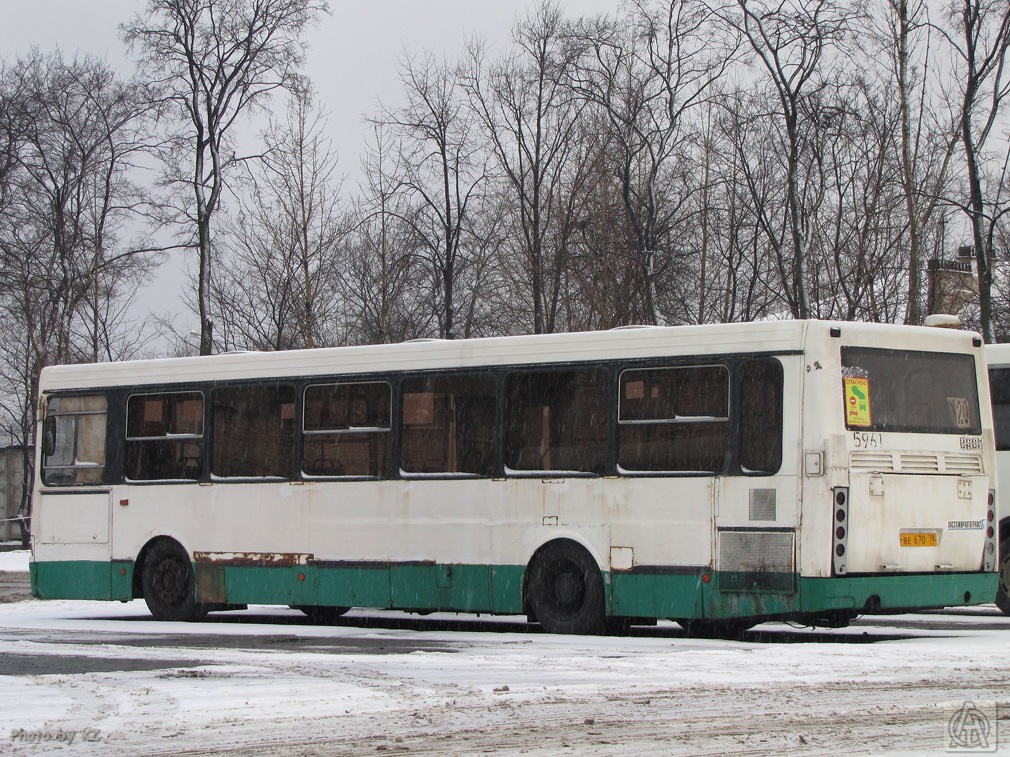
833 487 848 575
983 490 997 572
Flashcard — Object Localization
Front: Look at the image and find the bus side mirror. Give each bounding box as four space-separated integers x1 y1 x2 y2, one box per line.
42 416 56 458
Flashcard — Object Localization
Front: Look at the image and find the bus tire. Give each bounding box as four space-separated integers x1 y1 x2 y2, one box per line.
997 535 1010 617
141 540 205 622
526 541 606 635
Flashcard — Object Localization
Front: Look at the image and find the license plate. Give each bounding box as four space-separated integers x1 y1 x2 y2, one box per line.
900 532 938 547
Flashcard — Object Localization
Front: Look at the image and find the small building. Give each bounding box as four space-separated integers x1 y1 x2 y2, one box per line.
0 446 29 544
927 250 978 317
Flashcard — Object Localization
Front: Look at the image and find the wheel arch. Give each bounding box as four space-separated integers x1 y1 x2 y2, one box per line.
524 531 608 572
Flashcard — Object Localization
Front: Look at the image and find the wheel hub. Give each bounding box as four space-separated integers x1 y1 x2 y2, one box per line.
552 568 585 611
154 558 188 604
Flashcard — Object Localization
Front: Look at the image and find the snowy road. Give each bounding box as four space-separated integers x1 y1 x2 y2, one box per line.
1 551 1008 756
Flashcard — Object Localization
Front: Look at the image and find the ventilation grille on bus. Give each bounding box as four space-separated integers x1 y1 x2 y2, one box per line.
748 489 777 521
849 451 983 474
719 530 795 574
944 454 986 474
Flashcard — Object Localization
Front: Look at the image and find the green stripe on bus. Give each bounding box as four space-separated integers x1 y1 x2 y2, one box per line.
30 560 997 619
798 572 997 613
31 560 133 601
218 562 526 614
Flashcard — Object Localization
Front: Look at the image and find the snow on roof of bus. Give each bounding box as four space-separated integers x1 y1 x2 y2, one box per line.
35 320 979 391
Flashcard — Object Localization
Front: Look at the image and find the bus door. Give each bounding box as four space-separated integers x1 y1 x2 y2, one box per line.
714 357 798 601
34 393 114 595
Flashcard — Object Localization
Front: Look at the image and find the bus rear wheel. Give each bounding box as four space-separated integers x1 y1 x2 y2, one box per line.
526 541 606 635
142 540 205 622
997 535 1010 617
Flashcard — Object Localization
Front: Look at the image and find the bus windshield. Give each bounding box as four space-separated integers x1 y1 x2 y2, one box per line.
841 347 981 435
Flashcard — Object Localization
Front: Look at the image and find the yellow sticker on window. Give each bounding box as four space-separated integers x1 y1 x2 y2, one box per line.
844 377 871 427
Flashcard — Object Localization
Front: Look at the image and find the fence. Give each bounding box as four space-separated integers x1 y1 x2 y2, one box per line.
0 447 28 543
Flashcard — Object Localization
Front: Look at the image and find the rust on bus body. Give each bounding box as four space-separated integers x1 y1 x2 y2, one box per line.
192 551 313 567
193 552 315 604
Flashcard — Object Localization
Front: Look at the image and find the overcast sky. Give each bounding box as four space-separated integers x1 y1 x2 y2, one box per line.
0 0 618 343
1 0 619 180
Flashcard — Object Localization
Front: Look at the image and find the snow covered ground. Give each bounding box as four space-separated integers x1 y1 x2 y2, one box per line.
1 549 1008 756
0 549 30 572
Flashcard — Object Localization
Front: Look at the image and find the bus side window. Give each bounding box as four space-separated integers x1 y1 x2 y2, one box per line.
212 384 295 479
505 368 609 474
303 382 392 478
125 392 204 481
738 359 783 474
988 367 1010 450
400 373 495 475
618 366 729 473
41 395 108 486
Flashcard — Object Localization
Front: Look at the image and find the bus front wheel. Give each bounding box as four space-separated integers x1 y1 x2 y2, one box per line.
997 535 1010 617
142 540 205 622
526 541 606 635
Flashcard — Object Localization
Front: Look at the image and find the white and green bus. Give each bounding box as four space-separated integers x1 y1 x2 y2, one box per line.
982 343 1010 615
30 320 999 635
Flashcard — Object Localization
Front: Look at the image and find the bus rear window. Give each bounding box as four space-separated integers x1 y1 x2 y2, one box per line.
841 347 981 434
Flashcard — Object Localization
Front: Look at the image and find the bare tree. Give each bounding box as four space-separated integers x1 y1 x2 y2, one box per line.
565 132 645 329
457 191 510 337
123 0 329 354
0 51 153 541
809 79 909 322
212 88 346 350
708 86 792 320
864 0 958 324
0 69 19 213
346 122 432 344
464 1 590 334
938 0 1010 342
570 0 734 325
378 51 489 340
263 92 346 349
894 0 929 323
1 52 153 367
712 0 862 318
